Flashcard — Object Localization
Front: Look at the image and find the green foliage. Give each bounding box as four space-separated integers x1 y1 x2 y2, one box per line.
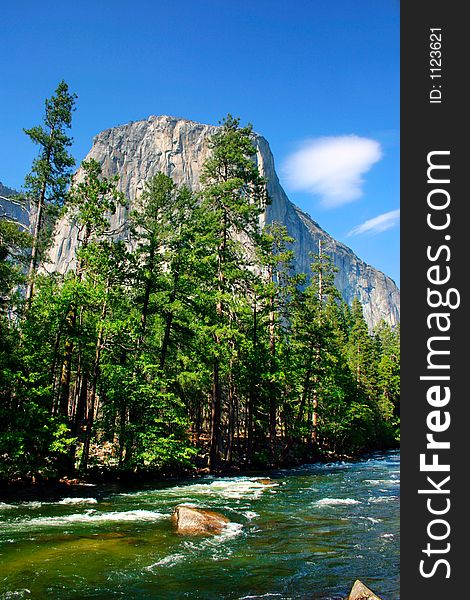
24 80 76 205
1 108 400 482
0 219 31 313
68 158 126 244
23 80 77 304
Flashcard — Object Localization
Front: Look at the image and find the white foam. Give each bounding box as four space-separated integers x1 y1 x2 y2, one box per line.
239 594 283 599
203 522 244 561
145 521 244 569
57 497 98 505
0 498 98 512
0 590 31 599
357 516 382 524
364 479 399 486
165 478 278 500
323 461 355 470
315 498 361 506
6 509 165 529
181 521 244 560
1 501 45 510
242 511 259 520
368 495 399 504
218 521 244 541
19 501 43 509
145 553 186 569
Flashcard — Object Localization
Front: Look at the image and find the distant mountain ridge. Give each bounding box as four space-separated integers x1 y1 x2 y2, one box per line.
0 182 17 198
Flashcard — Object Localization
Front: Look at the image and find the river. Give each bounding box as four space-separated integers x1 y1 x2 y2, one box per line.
0 450 399 599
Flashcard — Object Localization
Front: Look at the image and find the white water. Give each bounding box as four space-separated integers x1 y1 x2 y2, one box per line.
0 450 400 600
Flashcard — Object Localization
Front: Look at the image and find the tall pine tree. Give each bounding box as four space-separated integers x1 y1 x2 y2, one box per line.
24 81 77 305
200 115 268 470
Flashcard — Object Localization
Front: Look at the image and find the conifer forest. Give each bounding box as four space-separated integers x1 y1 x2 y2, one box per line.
0 82 400 483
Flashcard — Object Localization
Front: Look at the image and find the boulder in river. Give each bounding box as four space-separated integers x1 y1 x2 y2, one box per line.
347 579 382 600
172 505 230 535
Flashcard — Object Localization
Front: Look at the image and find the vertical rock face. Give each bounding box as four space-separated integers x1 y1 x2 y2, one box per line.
0 182 29 226
47 115 400 329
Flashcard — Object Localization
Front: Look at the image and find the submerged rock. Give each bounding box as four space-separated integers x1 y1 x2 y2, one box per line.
171 505 230 535
348 579 382 600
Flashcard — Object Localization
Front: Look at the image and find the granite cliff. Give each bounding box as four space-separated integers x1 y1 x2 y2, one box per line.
46 115 400 328
0 182 29 225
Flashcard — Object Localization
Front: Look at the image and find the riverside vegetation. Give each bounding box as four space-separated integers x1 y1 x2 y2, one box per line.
0 82 400 484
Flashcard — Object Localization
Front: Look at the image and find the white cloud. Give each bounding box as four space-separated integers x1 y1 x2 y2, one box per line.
347 209 400 237
282 135 382 208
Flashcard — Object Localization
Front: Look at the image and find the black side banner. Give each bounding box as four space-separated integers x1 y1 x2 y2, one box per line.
401 3 467 597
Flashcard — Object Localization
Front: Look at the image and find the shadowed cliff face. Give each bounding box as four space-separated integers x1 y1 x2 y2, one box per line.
46 115 400 328
0 182 29 225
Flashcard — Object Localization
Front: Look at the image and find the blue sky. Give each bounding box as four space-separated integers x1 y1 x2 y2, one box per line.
1 0 400 285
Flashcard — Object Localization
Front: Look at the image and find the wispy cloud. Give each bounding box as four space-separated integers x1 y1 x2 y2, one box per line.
282 135 382 208
347 209 400 237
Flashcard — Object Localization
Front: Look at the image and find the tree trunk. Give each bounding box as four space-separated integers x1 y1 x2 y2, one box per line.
209 216 227 472
268 277 276 460
160 269 180 370
246 301 258 467
58 309 77 418
81 288 108 471
296 365 313 429
25 179 47 307
80 324 104 471
209 359 222 471
118 401 127 469
246 389 254 467
73 372 88 433
226 371 235 464
57 227 91 419
50 326 63 414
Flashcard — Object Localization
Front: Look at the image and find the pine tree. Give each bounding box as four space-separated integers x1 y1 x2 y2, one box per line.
374 320 400 439
24 81 77 305
57 159 126 470
347 297 376 394
200 115 268 470
290 246 339 446
130 173 196 359
256 222 297 460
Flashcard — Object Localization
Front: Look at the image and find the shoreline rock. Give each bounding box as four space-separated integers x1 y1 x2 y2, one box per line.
347 579 382 600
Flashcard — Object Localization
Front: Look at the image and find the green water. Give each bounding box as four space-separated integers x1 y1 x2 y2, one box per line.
0 451 399 599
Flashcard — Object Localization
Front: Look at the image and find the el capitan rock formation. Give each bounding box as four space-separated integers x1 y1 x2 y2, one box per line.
45 115 399 328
